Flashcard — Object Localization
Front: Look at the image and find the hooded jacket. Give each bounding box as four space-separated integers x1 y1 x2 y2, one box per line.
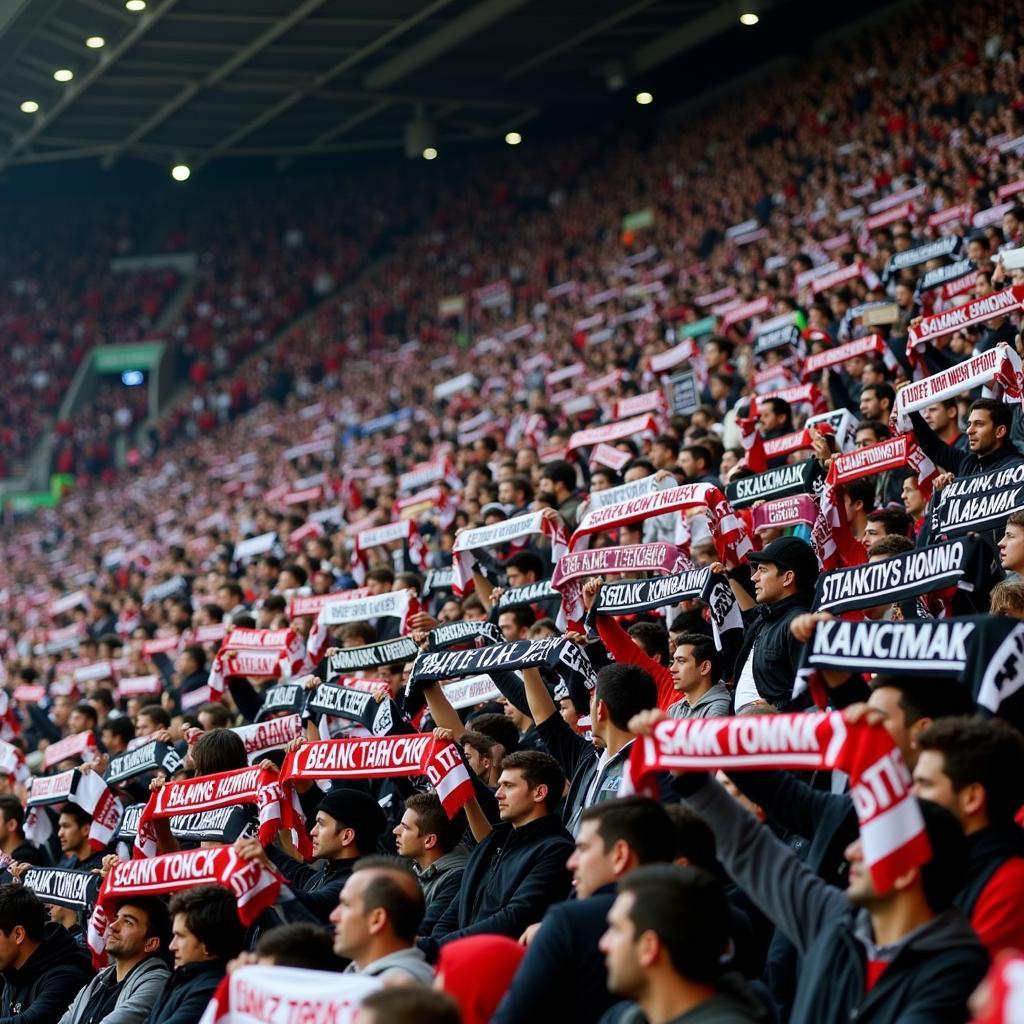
684 776 988 1024
0 921 93 1024
57 956 171 1024
143 960 226 1024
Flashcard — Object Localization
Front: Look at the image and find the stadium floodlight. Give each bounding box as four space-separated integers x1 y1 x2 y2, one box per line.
635 91 653 106
422 147 438 161
171 164 191 181
738 0 761 25
125 0 146 10
19 101 38 114
53 69 74 83
405 117 437 160
86 36 105 49
505 131 522 146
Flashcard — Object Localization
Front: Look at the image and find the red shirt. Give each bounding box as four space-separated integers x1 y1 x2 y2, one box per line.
972 856 1024 958
594 616 678 712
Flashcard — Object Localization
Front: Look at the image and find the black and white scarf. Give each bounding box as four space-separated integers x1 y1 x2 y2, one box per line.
725 459 822 510
324 636 420 676
106 741 183 786
928 464 1024 538
427 620 503 651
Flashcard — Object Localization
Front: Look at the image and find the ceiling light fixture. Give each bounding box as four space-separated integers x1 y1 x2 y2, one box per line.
125 0 147 11
505 131 522 146
422 147 438 161
85 36 105 49
635 91 653 105
19 100 38 114
738 0 761 25
53 69 74 82
171 164 191 181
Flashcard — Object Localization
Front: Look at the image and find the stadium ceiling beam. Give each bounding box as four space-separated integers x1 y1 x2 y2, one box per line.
101 0 331 169
630 2 739 74
0 0 180 171
189 0 461 171
362 0 531 91
501 0 660 81
276 98 393 168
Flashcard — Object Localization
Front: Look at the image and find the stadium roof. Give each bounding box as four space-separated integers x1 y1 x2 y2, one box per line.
0 0 798 173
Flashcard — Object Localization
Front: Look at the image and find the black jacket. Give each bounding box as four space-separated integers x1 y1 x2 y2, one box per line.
733 594 811 709
425 813 573 954
418 851 467 937
910 411 1024 478
266 846 356 922
144 960 226 1024
493 885 616 1024
0 922 93 1024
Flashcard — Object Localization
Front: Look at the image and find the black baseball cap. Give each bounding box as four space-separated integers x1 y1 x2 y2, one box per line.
747 536 819 591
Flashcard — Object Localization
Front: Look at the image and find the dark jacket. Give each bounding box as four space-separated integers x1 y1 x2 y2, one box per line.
425 813 573 955
733 594 811 709
910 411 1024 477
684 777 989 1024
0 922 93 1024
143 960 226 1024
7 842 44 867
265 846 356 922
417 850 468 937
493 885 616 1024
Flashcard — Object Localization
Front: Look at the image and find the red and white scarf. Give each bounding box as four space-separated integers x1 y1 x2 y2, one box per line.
452 511 568 596
720 295 772 334
198 965 379 1024
233 714 304 762
306 589 418 666
749 382 827 416
566 414 661 453
611 389 668 421
25 769 123 851
622 712 930 894
134 765 308 859
893 346 1024 430
89 848 282 968
207 629 306 700
280 735 474 820
809 260 875 296
590 443 634 473
116 674 163 700
43 730 97 771
801 333 900 381
350 520 426 584
394 486 457 528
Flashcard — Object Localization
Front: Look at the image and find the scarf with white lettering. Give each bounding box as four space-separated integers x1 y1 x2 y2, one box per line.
116 674 163 700
492 579 563 616
612 389 669 421
552 542 691 627
726 460 823 512
394 486 457 529
622 712 929 894
927 463 1024 538
566 414 661 453
23 866 99 912
801 333 901 381
441 674 504 710
452 512 568 596
198 965 379 1024
750 495 820 534
748 382 827 416
306 589 418 667
207 628 306 701
25 769 123 851
280 735 474 819
323 636 420 675
350 520 426 585
571 484 751 566
105 740 183 785
577 474 675 518
233 714 304 762
590 443 633 473
89 848 282 968
43 730 97 771
812 538 986 615
588 568 742 649
796 615 1024 720
255 682 308 722
427 620 504 651
304 683 404 738
134 765 308 859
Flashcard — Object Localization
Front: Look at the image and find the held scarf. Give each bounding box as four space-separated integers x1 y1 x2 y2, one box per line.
304 684 402 738
813 538 985 614
452 511 569 596
350 519 426 585
570 484 752 567
928 463 1024 538
307 590 418 667
896 347 1024 423
198 965 380 1024
170 806 258 845
422 568 455 596
748 383 827 415
441 674 505 709
427 620 504 651
115 674 162 699
796 615 1024 721
254 682 308 722
810 260 873 296
280 735 475 820
492 579 563 614
553 542 691 627
588 568 743 649
578 474 675 516
43 730 97 770
208 628 307 701
0 741 27 784
89 848 282 968
233 714 304 762
801 334 901 381
22 867 100 912
612 389 669 421
25 769 123 851
105 740 183 786
134 765 307 859
566 414 661 452
720 295 772 334
590 443 634 472
906 284 1024 359
726 459 822 511
883 234 962 281
621 713 930 895
324 636 420 675
751 495 820 533
287 588 372 619
806 408 859 453
915 258 975 297
394 485 457 528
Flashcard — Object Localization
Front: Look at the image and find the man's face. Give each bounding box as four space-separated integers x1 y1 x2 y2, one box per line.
57 813 87 854
758 405 784 432
752 561 789 603
599 892 644 999
558 698 580 732
901 477 925 518
866 686 916 767
567 820 618 899
329 872 372 960
498 481 516 506
462 743 491 780
310 812 347 859
170 913 209 968
106 905 154 961
497 611 526 642
705 343 725 370
678 452 701 480
505 565 532 589
495 768 540 825
52 697 73 728
912 750 963 825
393 810 428 860
966 408 1000 454
861 519 888 549
999 523 1024 571
135 714 158 738
215 587 235 614
855 428 879 450
623 465 650 483
859 390 883 420
670 644 703 694
366 577 389 596
923 402 957 435
844 838 881 907
537 476 556 498
0 927 24 971
69 709 91 734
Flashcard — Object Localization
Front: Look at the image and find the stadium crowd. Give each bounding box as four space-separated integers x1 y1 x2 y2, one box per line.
2 0 1024 1021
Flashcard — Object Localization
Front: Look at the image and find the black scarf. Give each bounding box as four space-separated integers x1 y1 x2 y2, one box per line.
106 741 183 786
726 459 822 510
325 637 420 676
427 620 503 651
